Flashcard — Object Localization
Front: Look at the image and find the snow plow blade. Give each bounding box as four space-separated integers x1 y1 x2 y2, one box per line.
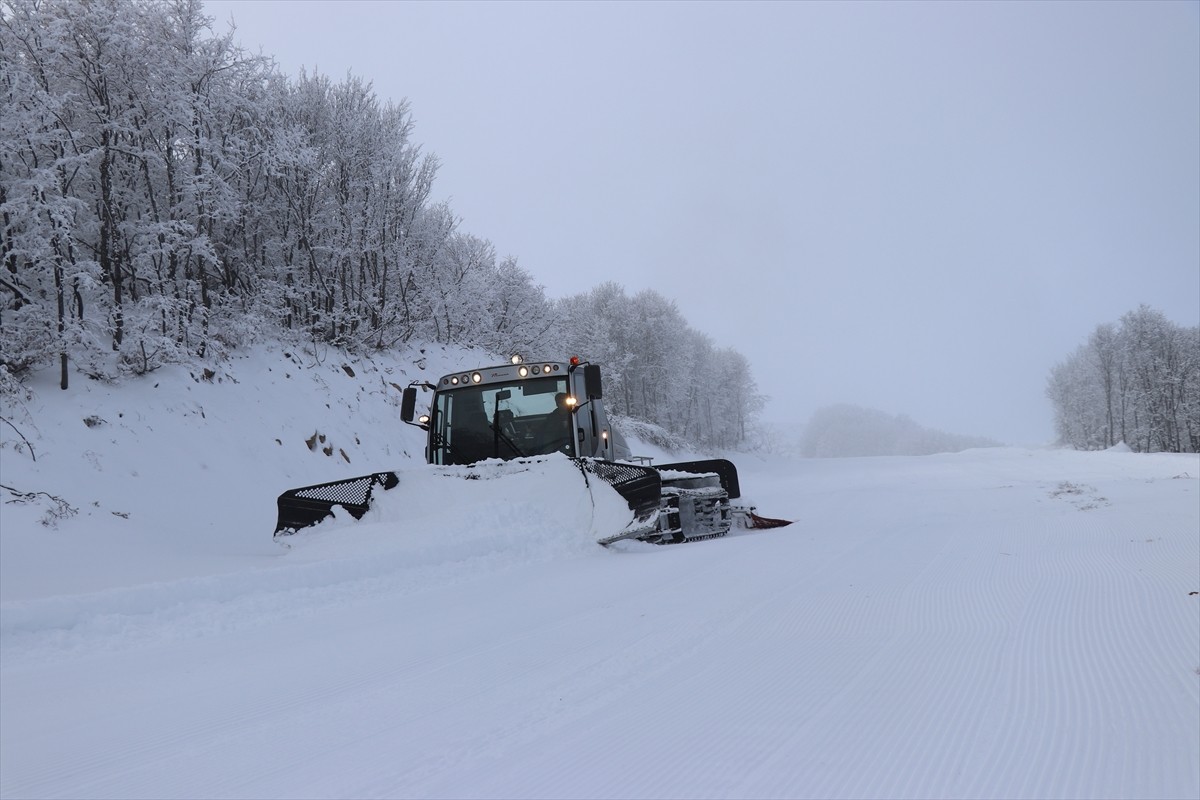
275 472 400 536
274 458 664 539
577 459 662 519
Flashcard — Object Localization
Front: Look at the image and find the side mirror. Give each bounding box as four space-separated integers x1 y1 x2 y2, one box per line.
584 364 603 399
400 387 417 422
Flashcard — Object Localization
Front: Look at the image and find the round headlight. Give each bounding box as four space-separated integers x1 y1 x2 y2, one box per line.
518 366 529 377
450 376 459 385
472 372 482 383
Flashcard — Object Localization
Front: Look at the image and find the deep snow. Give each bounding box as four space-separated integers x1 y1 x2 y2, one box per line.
1 343 1197 799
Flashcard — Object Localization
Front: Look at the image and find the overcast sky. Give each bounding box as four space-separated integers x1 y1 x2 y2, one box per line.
204 0 1199 444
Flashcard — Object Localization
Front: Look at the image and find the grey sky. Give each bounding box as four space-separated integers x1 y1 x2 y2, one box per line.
204 0 1199 444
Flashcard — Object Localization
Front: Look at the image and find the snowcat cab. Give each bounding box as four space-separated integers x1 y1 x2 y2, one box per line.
274 356 791 545
399 357 630 465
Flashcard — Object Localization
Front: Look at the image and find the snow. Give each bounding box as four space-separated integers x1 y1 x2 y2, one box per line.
2 344 1198 800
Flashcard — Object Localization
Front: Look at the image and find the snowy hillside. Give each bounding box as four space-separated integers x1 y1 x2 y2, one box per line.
1 344 1198 799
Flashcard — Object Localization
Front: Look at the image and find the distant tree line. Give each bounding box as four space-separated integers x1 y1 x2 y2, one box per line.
1046 305 1199 453
0 0 761 449
798 404 998 458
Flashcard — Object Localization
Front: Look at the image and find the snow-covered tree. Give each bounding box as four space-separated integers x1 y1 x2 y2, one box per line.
551 283 762 449
1046 306 1199 453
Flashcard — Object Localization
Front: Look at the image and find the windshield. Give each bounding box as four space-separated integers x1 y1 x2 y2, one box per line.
430 376 573 464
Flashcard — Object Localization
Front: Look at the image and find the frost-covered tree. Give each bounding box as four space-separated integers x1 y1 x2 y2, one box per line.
2 0 462 372
1 0 274 379
551 283 762 449
1046 306 1199 453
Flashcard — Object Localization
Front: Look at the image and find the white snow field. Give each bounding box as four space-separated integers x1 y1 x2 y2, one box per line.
1 345 1197 800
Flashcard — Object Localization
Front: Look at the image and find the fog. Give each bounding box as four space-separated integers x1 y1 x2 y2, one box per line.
205 0 1199 444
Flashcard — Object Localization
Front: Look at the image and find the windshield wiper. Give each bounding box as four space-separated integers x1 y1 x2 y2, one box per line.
490 408 527 458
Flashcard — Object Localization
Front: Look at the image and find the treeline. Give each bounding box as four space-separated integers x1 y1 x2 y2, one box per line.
0 0 551 380
798 404 999 458
556 283 762 449
0 0 760 448
1046 306 1199 453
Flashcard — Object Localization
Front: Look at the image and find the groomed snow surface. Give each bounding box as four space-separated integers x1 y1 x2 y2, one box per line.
2 344 1197 800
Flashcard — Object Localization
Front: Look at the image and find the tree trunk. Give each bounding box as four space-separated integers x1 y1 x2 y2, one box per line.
99 131 123 349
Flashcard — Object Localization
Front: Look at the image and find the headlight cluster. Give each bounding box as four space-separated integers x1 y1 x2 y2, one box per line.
441 363 559 385
517 363 557 377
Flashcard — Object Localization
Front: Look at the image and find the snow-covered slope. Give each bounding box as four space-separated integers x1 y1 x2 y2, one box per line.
1 344 1197 799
